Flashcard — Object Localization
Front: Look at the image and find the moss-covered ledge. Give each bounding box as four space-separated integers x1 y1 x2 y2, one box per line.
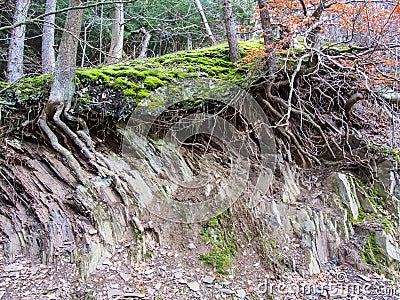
0 40 264 137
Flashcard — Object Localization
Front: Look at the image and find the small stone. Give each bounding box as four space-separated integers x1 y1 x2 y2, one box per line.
145 268 154 275
102 258 112 266
203 276 215 284
107 289 123 298
357 274 371 282
187 281 200 292
119 272 131 282
88 229 98 235
236 289 247 298
187 243 196 250
178 278 188 284
174 272 183 279
123 292 145 298
29 266 39 275
4 264 23 272
5 271 20 278
154 282 162 290
221 288 235 295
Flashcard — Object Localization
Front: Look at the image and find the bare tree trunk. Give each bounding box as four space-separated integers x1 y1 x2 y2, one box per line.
194 0 217 45
47 0 83 110
187 33 193 50
41 0 56 74
158 29 164 56
39 0 89 185
221 0 239 63
99 3 104 64
137 27 151 59
257 0 276 75
6 0 30 82
107 1 124 64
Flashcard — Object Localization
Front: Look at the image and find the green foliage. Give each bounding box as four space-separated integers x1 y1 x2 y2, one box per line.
0 75 52 105
361 233 386 266
199 213 236 275
144 76 166 89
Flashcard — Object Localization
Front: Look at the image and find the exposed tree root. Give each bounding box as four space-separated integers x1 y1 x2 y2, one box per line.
52 102 94 161
249 46 399 171
39 110 88 186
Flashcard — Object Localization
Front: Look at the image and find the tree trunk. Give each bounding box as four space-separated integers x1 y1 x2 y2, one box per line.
6 0 30 82
137 27 151 59
194 0 217 45
107 1 124 64
257 0 276 75
47 0 83 111
221 0 239 63
187 33 193 50
99 4 104 64
41 0 56 74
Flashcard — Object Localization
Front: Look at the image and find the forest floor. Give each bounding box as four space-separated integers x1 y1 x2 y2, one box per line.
1 239 400 299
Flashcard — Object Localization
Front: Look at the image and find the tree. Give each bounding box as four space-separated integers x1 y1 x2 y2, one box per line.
221 0 239 63
41 0 57 74
6 0 31 82
137 26 151 59
107 1 124 63
256 0 276 74
194 0 217 45
39 0 89 185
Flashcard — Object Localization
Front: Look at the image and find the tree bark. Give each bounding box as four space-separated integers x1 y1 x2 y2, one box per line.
221 0 239 63
42 0 56 74
107 1 124 64
137 27 151 59
6 0 30 82
257 0 276 75
194 0 217 45
46 0 83 112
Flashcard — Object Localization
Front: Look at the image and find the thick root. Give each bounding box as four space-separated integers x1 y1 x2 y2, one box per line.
39 111 89 186
52 103 94 161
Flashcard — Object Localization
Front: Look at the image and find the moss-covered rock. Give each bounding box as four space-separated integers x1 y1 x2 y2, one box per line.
199 212 236 275
0 40 264 135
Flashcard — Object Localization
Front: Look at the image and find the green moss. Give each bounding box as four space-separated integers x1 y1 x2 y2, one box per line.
78 97 91 103
361 233 386 266
137 89 150 99
358 206 366 221
1 41 264 124
122 89 134 96
144 76 166 89
76 68 111 83
367 186 385 208
381 218 393 234
139 95 166 110
109 77 139 90
199 213 236 275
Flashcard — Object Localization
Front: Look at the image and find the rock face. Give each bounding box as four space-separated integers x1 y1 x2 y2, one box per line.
0 72 399 280
1 130 400 278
